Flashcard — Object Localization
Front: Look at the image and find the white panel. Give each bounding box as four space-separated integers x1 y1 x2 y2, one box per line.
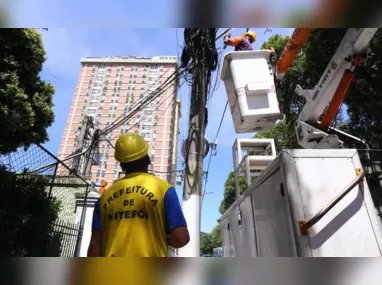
220 217 233 257
78 205 95 257
252 169 296 257
233 196 258 257
295 156 381 257
220 50 280 133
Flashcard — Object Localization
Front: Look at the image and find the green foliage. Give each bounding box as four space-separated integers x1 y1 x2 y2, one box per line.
341 30 382 149
254 120 294 153
218 171 247 215
0 165 63 256
0 28 55 154
200 232 214 255
261 34 289 58
210 224 222 247
200 224 222 256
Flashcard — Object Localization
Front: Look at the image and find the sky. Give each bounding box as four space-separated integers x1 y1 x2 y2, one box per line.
39 28 294 233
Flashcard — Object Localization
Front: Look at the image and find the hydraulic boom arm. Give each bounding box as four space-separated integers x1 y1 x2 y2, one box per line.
292 28 378 149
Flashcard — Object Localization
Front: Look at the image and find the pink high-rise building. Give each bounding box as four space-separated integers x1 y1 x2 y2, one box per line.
58 56 181 185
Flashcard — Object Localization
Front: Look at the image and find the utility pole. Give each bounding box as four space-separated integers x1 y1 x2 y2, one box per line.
178 29 217 257
83 129 100 178
71 117 90 175
71 116 98 178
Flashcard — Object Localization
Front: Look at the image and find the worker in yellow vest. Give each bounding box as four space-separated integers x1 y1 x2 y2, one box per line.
87 132 190 257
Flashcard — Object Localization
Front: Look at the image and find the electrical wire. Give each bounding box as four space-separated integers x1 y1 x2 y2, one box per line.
110 62 177 125
201 100 229 207
100 71 178 137
99 62 184 137
207 49 223 103
99 67 187 139
106 80 184 143
153 169 184 174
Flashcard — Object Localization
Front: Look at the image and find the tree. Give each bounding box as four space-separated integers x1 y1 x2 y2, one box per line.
254 120 294 153
200 232 214 255
210 224 222 248
0 165 63 256
340 30 382 150
200 224 222 256
218 171 247 214
0 28 55 154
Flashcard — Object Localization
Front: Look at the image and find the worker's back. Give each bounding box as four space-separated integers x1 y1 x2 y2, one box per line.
98 172 171 257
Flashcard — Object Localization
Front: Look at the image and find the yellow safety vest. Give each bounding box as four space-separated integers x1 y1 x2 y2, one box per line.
99 172 171 257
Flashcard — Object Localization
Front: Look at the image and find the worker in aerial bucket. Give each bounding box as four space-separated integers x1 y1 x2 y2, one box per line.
224 31 257 51
87 132 190 257
224 30 276 60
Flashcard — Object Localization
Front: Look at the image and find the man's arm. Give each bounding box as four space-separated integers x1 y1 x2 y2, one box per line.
87 231 101 257
223 35 243 47
87 199 101 257
164 187 190 248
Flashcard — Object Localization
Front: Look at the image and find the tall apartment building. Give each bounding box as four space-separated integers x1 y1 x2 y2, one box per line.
58 56 181 185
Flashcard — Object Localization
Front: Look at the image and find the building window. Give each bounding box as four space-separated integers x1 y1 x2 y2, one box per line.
87 108 96 115
89 101 98 107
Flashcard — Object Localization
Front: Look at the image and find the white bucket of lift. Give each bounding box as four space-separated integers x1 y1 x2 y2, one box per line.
220 50 281 133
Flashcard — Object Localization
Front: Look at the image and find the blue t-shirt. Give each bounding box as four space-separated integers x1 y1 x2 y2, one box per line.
92 187 187 233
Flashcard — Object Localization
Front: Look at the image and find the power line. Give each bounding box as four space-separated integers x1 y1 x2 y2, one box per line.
201 100 229 207
107 62 177 127
214 100 229 141
176 28 187 139
99 63 184 137
100 70 178 137
106 80 184 143
100 76 180 139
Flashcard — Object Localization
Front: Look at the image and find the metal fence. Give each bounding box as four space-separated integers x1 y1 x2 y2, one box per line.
0 117 90 257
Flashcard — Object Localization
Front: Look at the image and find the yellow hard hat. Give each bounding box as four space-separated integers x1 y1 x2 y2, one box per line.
243 31 256 42
114 132 149 163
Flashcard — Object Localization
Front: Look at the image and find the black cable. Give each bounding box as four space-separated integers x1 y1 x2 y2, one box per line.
100 70 178 136
153 169 184 174
207 49 223 102
100 63 183 137
201 100 229 207
105 138 115 149
108 80 185 141
214 100 229 140
100 67 186 138
264 28 272 35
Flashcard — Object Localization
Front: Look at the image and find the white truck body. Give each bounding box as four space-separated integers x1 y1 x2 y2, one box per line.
219 149 382 257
